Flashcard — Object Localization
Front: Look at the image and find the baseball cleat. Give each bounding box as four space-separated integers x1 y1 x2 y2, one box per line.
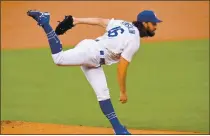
27 10 50 26
114 126 131 135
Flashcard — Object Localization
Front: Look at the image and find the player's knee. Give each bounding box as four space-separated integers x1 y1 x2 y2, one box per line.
51 51 63 65
95 88 110 101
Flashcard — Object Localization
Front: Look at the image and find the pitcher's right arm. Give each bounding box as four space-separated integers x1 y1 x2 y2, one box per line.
118 39 140 104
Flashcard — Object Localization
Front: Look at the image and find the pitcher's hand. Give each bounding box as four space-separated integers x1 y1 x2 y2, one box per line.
119 92 128 104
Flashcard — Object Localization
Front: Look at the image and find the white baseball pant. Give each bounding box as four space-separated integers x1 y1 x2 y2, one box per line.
51 39 110 101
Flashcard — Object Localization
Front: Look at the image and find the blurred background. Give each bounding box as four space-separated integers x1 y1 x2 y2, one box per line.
1 1 209 134
1 1 209 49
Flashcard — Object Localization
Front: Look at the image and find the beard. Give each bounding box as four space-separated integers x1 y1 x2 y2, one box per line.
146 30 155 37
132 21 156 38
139 23 156 37
140 29 155 37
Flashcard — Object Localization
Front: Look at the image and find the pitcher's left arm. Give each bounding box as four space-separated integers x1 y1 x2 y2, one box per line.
73 17 110 28
55 15 112 35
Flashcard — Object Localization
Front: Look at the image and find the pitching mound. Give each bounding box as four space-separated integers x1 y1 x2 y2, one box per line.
0 120 205 134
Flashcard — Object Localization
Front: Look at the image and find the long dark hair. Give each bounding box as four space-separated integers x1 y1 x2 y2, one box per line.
132 21 143 30
132 21 155 37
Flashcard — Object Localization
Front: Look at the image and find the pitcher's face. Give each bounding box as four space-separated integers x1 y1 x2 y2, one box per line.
142 22 157 37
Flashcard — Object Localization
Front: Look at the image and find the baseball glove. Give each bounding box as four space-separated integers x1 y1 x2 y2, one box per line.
55 15 75 35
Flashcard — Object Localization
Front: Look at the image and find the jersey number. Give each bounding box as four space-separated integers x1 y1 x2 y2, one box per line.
108 26 124 37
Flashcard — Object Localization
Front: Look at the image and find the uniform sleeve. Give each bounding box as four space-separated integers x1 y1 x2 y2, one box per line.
106 18 115 31
121 40 140 62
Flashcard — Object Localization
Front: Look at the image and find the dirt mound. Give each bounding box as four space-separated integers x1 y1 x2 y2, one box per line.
1 121 205 134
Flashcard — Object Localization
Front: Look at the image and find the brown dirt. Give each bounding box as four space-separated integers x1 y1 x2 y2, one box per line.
1 1 209 50
0 121 206 135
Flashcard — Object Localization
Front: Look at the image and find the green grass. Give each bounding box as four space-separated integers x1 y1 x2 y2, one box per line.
1 39 209 132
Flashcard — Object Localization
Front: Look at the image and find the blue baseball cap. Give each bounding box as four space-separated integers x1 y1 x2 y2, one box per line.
137 10 162 23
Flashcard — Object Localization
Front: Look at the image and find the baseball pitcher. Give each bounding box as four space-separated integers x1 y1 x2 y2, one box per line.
27 9 162 135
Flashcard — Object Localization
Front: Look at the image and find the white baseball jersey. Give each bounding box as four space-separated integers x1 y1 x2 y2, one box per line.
51 18 140 68
50 18 141 101
95 18 140 65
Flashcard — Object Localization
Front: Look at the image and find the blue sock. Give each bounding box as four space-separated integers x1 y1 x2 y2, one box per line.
42 24 62 54
99 99 123 132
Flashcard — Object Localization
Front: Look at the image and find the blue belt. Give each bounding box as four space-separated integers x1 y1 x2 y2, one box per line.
95 39 105 66
100 50 105 65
